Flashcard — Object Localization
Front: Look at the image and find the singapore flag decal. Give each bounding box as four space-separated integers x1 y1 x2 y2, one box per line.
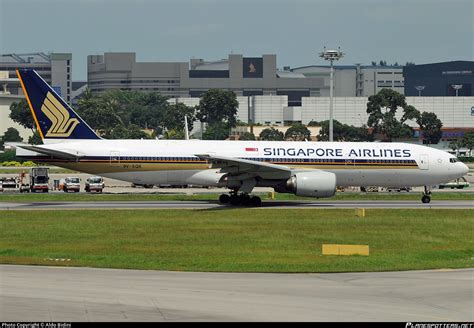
245 147 258 152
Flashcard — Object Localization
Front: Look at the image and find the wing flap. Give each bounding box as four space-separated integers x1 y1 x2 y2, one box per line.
195 154 291 179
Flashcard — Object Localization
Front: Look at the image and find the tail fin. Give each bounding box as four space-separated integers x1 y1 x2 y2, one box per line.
16 69 100 141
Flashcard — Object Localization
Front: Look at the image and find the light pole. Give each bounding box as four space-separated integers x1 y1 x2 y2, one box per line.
319 47 344 142
451 84 463 96
415 85 425 96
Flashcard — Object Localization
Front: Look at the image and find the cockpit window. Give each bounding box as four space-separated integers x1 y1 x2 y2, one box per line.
449 158 459 163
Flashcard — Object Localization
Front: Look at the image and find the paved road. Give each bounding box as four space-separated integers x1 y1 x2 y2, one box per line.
0 199 473 210
0 265 472 322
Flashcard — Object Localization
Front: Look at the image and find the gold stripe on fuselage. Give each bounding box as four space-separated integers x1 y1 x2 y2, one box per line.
35 160 418 175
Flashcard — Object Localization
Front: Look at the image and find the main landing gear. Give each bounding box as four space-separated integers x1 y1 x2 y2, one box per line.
421 186 431 204
219 190 262 207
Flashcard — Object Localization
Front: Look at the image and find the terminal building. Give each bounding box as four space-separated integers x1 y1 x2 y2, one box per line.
88 52 327 106
291 65 404 97
403 61 474 97
0 52 73 104
87 52 407 103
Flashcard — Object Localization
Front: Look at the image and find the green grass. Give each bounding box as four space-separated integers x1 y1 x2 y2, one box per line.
0 191 473 202
0 209 472 273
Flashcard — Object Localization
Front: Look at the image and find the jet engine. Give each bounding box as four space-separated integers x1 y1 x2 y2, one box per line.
284 171 336 198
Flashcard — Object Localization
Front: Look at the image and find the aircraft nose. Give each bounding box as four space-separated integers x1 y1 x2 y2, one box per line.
460 162 469 175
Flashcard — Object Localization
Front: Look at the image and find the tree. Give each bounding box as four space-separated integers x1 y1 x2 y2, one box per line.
259 127 284 141
76 89 170 137
307 120 320 126
127 124 151 139
449 140 460 155
202 122 230 140
196 89 239 128
462 132 474 156
284 123 311 141
28 130 43 145
76 88 122 131
164 129 185 140
317 120 372 142
417 112 443 144
9 100 35 132
162 103 195 135
1 128 23 148
366 89 419 141
239 132 256 140
129 92 169 132
103 124 150 139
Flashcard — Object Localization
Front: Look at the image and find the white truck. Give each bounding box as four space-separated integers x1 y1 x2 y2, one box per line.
85 176 105 193
61 177 81 193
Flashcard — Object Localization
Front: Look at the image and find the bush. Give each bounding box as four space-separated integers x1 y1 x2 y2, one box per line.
0 150 20 163
459 157 474 163
21 161 37 167
1 161 22 167
0 150 38 166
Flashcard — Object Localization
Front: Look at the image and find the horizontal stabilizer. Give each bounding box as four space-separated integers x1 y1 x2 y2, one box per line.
18 145 82 160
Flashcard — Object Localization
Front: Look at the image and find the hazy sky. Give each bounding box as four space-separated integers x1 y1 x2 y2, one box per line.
0 0 472 80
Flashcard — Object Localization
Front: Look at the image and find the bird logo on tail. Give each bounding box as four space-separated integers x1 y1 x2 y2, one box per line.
41 91 80 137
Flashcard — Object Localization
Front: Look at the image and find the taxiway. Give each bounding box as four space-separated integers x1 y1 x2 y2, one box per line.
0 265 472 322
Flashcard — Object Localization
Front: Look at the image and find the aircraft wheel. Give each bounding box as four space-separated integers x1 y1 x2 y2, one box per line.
219 194 230 204
240 194 251 206
229 194 241 206
250 196 262 207
421 195 431 204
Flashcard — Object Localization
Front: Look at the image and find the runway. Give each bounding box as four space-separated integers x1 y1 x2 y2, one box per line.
0 199 473 210
0 265 472 322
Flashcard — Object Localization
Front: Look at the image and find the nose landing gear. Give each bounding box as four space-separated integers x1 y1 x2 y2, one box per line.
421 186 431 204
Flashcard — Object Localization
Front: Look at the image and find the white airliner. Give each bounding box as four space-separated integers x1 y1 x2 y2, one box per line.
12 69 469 205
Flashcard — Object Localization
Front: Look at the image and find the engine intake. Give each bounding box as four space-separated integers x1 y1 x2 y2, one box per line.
285 171 336 198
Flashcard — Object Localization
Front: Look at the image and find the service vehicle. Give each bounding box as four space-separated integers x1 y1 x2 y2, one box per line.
438 177 470 189
0 177 18 192
85 176 105 193
62 177 81 192
386 186 411 192
29 167 49 193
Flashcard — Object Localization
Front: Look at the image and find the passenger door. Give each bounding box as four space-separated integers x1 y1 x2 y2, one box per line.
419 154 429 170
110 151 120 167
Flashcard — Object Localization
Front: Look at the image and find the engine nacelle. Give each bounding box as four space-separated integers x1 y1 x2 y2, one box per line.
285 171 336 198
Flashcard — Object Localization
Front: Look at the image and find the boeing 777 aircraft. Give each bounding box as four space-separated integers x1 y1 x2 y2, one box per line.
12 69 469 205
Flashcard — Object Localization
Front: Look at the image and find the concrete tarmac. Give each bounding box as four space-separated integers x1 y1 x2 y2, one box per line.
0 199 473 210
0 265 472 322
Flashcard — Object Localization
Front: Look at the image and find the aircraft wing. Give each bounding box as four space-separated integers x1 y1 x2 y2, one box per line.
18 145 82 160
195 154 292 179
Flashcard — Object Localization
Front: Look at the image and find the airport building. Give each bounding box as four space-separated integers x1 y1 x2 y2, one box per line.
403 61 474 97
0 52 73 104
88 52 326 105
88 52 407 103
291 65 404 97
0 72 29 140
173 94 474 145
